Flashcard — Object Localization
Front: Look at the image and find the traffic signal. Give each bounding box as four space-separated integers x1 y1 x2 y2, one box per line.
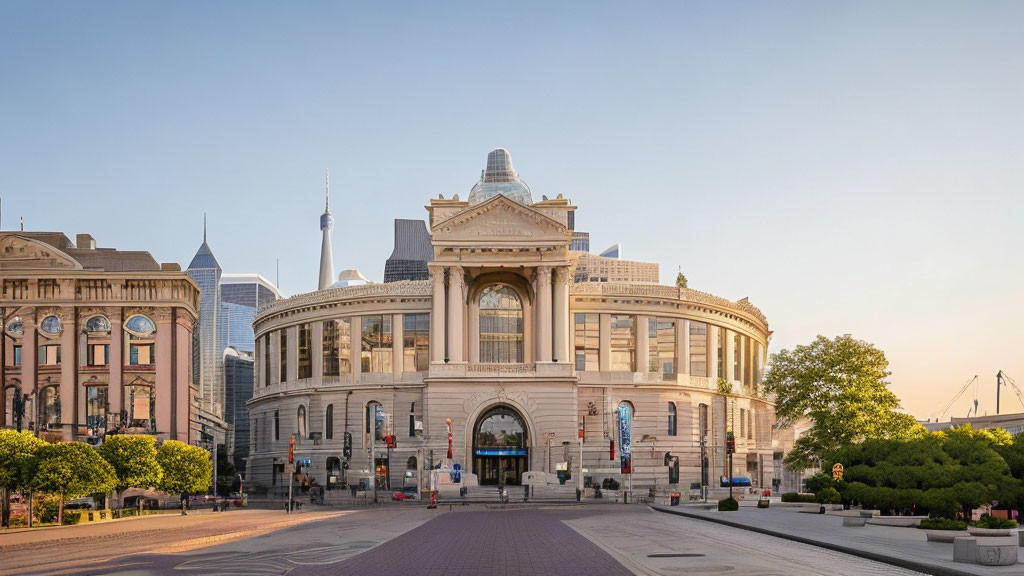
343 431 352 458
726 431 736 454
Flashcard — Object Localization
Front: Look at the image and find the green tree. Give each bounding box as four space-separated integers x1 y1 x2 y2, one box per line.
764 334 925 468
675 272 688 288
98 435 162 510
0 430 48 527
156 440 212 496
32 442 116 524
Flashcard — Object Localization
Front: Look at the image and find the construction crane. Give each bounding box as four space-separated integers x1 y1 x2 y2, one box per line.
996 371 1023 414
934 375 979 422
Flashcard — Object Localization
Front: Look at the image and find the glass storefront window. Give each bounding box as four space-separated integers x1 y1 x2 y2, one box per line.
609 315 635 371
573 313 599 371
128 385 154 430
689 322 707 377
85 386 107 432
279 330 288 382
323 319 351 377
478 286 523 363
361 316 392 373
297 324 312 379
40 386 60 428
649 318 676 379
403 314 429 372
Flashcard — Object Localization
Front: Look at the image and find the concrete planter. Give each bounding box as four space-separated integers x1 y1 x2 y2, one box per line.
867 515 928 527
967 527 1016 537
923 529 970 543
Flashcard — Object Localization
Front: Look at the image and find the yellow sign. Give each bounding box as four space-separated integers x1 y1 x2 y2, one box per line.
832 463 844 479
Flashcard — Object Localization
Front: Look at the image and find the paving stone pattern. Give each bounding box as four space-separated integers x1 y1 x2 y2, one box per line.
295 509 634 576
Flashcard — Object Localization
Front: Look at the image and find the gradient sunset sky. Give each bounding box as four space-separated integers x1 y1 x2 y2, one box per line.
2 1 1022 420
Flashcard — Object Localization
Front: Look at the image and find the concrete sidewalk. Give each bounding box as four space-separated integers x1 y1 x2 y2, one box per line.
651 504 1022 576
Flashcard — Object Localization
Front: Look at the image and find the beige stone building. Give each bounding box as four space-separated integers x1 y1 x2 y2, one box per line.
1 232 199 444
247 149 775 496
571 251 660 284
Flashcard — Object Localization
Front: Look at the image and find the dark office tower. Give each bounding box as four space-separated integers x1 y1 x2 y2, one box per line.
223 347 254 472
383 219 432 282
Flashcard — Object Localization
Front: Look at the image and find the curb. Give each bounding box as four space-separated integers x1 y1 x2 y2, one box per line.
649 505 977 576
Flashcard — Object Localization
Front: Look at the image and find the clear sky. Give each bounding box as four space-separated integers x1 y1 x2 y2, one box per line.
2 1 1022 420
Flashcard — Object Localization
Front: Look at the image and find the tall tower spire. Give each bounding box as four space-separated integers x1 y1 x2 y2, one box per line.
203 213 207 243
318 169 335 290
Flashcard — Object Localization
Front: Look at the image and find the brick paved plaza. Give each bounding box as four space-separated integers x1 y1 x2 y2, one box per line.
0 505 962 576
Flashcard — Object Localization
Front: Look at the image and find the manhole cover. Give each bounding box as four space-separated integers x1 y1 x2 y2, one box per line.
647 553 706 558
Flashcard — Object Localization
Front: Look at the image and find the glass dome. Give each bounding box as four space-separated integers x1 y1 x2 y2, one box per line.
468 148 532 205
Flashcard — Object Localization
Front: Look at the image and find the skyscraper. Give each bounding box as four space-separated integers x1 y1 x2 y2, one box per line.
219 273 281 473
383 219 432 282
186 221 225 419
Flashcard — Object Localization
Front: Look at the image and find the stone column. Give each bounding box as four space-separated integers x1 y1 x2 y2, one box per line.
447 266 464 363
678 320 690 377
636 315 650 374
59 308 76 440
312 321 324 383
176 314 192 442
708 325 719 380
468 297 480 363
350 316 362 382
552 267 570 363
109 309 123 419
723 328 735 384
270 330 280 385
598 313 611 372
22 314 37 427
392 313 404 381
429 267 445 363
155 309 174 438
536 266 552 363
287 325 298 383
738 335 747 390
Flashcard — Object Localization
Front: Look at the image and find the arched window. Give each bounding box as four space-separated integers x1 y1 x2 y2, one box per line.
40 386 60 428
127 382 154 431
3 386 19 428
297 405 307 439
325 404 334 439
667 402 677 436
125 314 155 366
366 401 384 441
478 285 523 363
618 402 633 474
85 315 111 367
39 315 62 336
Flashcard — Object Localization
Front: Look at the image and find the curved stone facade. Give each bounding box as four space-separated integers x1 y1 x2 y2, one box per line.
247 179 774 497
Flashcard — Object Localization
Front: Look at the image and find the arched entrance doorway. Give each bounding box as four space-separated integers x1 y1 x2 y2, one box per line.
473 405 529 485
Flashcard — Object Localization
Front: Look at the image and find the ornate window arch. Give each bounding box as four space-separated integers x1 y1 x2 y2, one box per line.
667 402 677 436
478 285 524 363
125 314 155 366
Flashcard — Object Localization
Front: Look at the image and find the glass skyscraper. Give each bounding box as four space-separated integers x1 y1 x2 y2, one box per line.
186 236 224 419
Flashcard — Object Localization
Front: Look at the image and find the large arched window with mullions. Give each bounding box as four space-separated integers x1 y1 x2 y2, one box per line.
478 285 523 363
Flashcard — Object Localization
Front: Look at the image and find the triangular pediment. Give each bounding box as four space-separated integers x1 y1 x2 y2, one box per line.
432 195 568 243
0 235 82 270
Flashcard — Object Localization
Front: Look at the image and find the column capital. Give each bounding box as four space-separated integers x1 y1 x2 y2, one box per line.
553 267 571 286
536 266 552 285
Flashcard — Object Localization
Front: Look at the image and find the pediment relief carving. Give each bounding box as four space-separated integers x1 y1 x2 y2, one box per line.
0 235 82 270
433 195 568 243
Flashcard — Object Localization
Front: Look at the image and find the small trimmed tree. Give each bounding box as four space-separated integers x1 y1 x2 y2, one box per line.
0 430 48 527
98 435 162 511
157 440 212 497
32 442 116 524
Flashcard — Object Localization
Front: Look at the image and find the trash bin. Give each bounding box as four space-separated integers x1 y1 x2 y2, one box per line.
459 486 468 498
670 493 681 506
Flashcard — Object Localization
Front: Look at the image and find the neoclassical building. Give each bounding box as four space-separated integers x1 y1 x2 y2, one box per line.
1 232 199 444
247 149 774 495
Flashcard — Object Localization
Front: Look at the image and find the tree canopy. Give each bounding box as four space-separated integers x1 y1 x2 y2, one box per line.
823 426 1024 517
675 272 688 288
98 434 162 496
157 440 212 495
0 429 48 493
764 334 925 467
32 442 116 524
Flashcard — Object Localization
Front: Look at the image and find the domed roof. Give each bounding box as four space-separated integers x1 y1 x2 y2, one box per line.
329 269 371 289
468 148 532 205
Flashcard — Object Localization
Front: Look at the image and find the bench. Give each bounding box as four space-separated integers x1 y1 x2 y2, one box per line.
842 516 867 527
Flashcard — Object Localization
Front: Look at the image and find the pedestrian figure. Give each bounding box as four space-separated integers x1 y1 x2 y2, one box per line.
180 492 188 516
